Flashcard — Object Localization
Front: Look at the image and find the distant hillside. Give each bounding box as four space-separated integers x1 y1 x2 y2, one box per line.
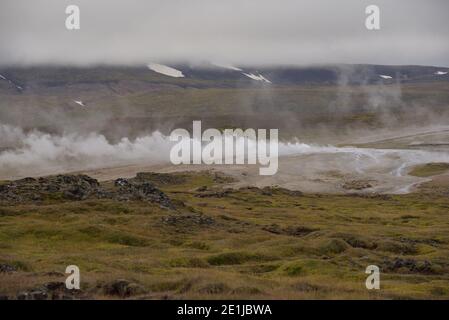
0 64 449 141
0 64 448 94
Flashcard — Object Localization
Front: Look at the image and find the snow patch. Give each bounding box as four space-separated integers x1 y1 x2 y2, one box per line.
435 71 448 75
74 100 86 107
379 75 393 79
243 72 271 83
212 63 242 71
0 74 23 90
147 63 184 78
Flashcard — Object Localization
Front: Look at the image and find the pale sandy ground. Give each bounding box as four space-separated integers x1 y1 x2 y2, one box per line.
3 126 449 194
75 152 431 194
339 125 449 146
77 127 449 194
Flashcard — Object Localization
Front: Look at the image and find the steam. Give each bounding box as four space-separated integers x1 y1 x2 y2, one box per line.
2 124 449 185
0 124 172 178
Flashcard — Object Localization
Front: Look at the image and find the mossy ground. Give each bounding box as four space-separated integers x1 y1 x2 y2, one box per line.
408 163 449 177
1 171 449 299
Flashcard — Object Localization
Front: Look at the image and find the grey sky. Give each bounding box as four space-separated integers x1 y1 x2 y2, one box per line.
0 0 448 67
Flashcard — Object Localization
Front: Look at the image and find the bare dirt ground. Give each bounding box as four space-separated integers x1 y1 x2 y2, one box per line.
71 127 449 195
2 126 449 195
75 153 429 194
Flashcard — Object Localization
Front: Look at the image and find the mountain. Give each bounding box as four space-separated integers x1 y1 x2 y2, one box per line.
0 64 448 94
1 63 449 141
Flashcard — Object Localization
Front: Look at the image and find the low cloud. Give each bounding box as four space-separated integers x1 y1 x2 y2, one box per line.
0 0 448 66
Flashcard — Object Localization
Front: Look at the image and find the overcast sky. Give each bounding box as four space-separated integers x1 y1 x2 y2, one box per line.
0 0 448 67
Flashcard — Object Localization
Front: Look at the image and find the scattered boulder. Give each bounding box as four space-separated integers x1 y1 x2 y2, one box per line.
0 264 17 273
113 178 174 208
320 239 349 254
44 281 65 291
398 237 442 247
198 282 229 294
239 186 261 192
337 234 377 250
103 279 145 298
276 188 303 197
162 213 215 227
377 240 417 255
46 281 88 300
239 186 303 197
16 281 88 300
42 271 65 277
342 180 374 190
195 185 208 192
16 177 37 184
63 186 92 200
195 190 231 198
261 187 273 196
0 174 100 203
231 286 262 295
291 282 321 293
262 224 316 237
0 173 176 209
383 258 435 274
17 290 48 300
212 172 236 184
348 193 392 200
134 172 186 185
114 178 129 187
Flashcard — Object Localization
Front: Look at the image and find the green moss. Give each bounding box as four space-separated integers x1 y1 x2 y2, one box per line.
11 260 32 271
207 252 271 265
2 170 449 299
409 163 449 177
106 233 149 247
320 239 349 255
283 262 304 276
168 257 209 268
184 241 211 250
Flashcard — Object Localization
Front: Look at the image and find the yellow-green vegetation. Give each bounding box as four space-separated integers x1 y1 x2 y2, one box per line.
1 171 449 299
408 163 449 177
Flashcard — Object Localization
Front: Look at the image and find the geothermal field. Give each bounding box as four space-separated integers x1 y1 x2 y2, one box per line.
1 63 449 300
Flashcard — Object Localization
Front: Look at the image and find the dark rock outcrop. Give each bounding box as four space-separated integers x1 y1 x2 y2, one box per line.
0 173 176 209
262 224 316 237
383 258 435 274
134 172 186 185
162 213 215 227
113 178 174 208
16 281 88 300
0 264 17 273
0 174 99 203
17 290 48 300
195 190 231 198
102 279 145 298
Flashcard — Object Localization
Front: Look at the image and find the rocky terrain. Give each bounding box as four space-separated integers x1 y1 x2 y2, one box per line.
1 170 449 299
1 64 449 299
0 174 174 208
